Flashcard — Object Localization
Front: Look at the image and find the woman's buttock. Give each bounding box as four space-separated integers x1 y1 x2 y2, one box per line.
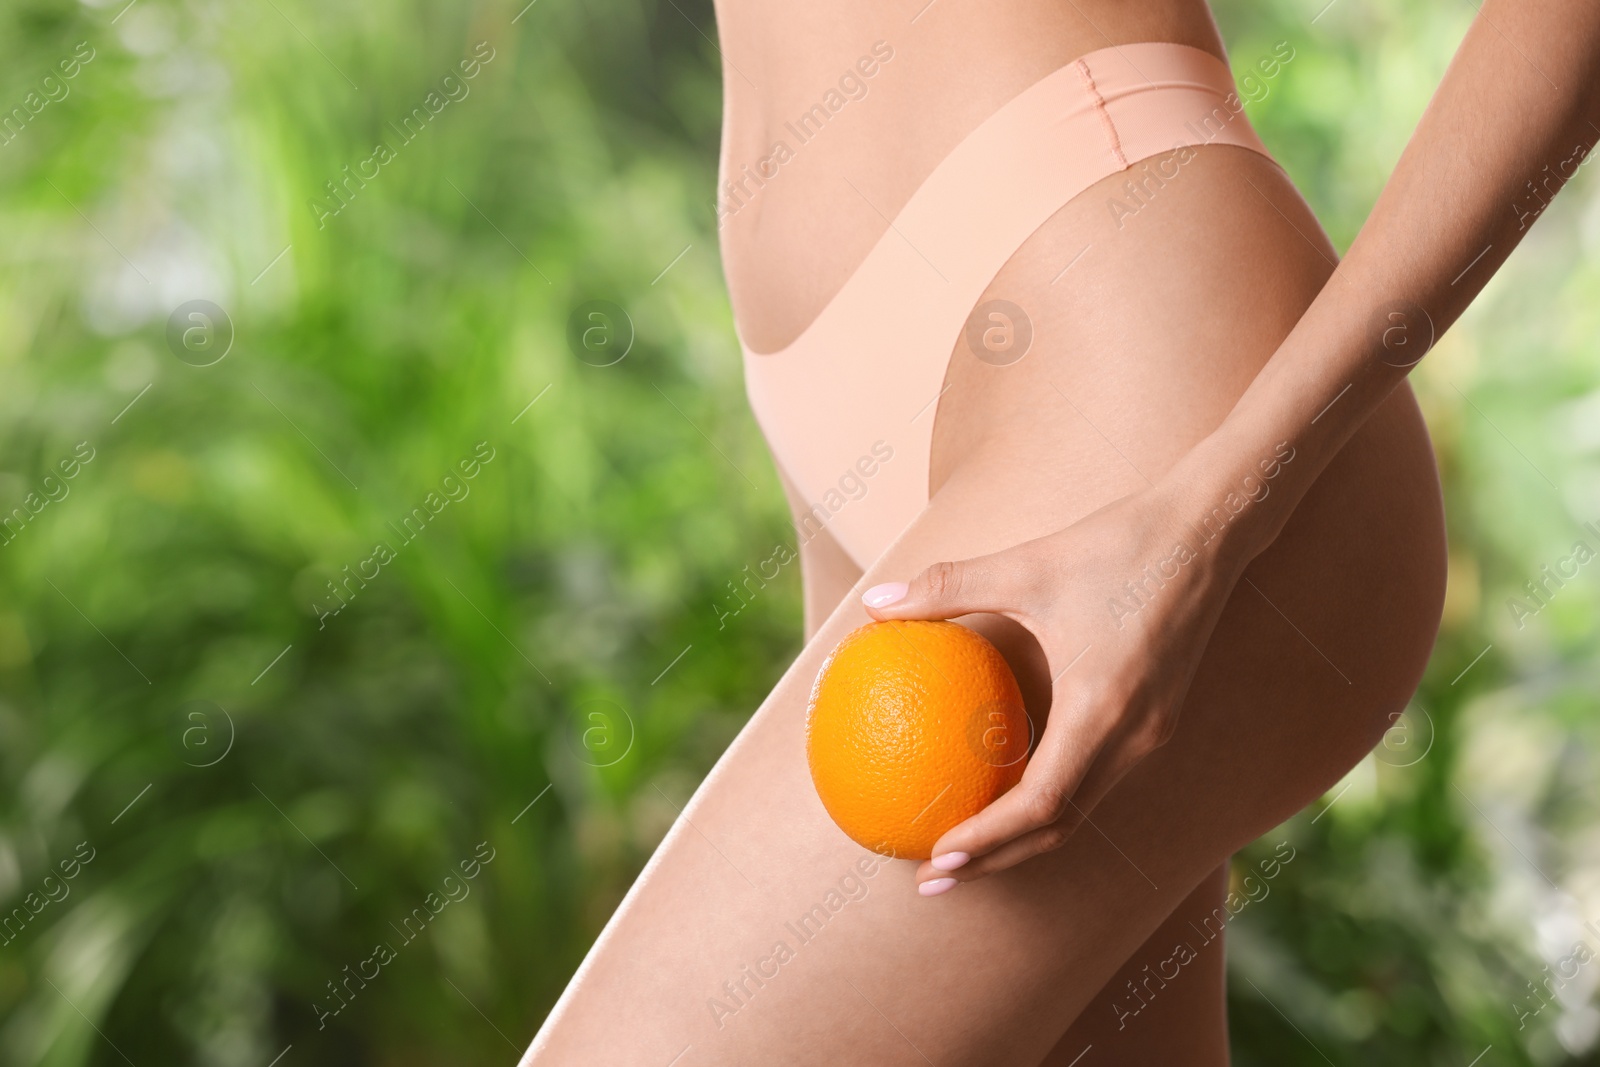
931 143 1371 493
763 135 1445 640
927 136 1444 671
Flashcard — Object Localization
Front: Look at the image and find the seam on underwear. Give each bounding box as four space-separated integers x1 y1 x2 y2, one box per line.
1073 57 1129 169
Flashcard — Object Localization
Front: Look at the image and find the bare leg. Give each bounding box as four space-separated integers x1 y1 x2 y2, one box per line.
523 147 1446 1066
1042 864 1230 1065
778 468 864 641
523 417 1441 1064
783 476 1236 1067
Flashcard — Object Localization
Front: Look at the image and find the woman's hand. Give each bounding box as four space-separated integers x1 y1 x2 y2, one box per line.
861 480 1259 894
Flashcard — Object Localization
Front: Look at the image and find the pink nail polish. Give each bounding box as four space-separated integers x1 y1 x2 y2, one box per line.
918 877 958 897
931 852 969 872
862 582 908 608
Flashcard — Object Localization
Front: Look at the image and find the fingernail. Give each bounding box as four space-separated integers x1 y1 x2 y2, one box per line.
862 582 908 608
930 852 969 872
918 877 958 897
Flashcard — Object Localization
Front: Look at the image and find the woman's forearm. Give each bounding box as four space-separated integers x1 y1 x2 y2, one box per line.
1163 0 1600 569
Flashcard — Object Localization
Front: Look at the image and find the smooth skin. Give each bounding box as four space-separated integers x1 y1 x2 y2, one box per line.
522 0 1600 1063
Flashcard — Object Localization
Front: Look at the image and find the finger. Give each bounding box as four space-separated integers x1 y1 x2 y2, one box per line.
915 819 1083 888
924 698 1112 862
916 719 1171 889
860 551 1036 622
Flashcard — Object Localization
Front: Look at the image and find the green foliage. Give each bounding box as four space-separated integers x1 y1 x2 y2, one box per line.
0 0 1596 1063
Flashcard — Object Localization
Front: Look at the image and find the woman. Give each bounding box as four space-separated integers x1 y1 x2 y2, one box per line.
526 0 1600 1062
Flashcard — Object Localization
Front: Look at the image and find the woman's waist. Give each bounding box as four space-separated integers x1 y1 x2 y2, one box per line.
722 32 1273 358
715 0 1225 174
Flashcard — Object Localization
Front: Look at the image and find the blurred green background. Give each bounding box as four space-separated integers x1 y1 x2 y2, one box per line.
0 0 1597 1063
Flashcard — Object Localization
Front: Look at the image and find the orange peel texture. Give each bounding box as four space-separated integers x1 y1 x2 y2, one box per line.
805 620 1030 860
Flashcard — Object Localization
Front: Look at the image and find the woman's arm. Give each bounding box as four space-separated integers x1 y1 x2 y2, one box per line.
866 0 1600 887
1173 0 1600 569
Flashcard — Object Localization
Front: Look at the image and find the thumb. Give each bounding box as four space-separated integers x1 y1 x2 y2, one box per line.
861 556 1025 621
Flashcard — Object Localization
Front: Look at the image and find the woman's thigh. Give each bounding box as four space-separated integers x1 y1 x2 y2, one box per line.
522 149 1446 1067
521 420 1443 1066
1042 863 1231 1065
780 471 1235 1064
778 468 864 639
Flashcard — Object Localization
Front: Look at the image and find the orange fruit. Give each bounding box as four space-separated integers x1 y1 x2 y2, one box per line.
805 620 1030 860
